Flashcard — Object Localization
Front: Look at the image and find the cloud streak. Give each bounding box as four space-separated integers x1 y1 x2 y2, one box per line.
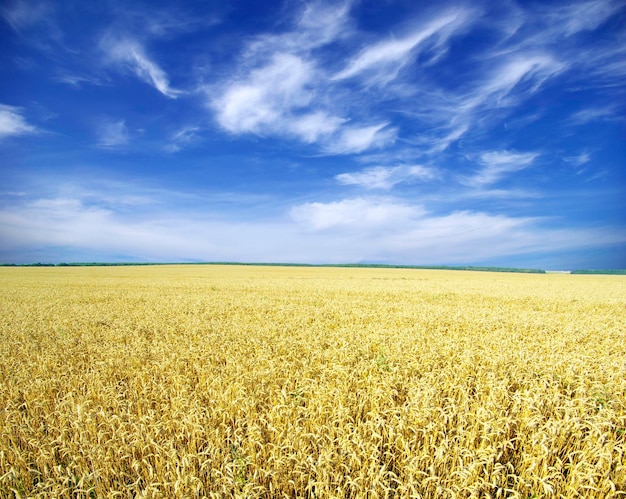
96 119 128 148
1 0 52 31
333 8 472 85
100 34 182 98
464 150 539 187
336 165 435 190
164 126 201 153
540 0 622 36
0 104 37 138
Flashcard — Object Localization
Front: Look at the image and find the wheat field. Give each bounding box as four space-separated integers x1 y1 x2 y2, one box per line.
0 265 624 498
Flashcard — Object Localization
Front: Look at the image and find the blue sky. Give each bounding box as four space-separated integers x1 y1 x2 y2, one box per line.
1 0 624 268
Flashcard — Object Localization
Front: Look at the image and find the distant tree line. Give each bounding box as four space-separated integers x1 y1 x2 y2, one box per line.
570 269 626 275
2 262 624 274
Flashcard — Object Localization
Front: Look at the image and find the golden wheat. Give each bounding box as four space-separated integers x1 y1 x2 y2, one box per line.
1 265 625 498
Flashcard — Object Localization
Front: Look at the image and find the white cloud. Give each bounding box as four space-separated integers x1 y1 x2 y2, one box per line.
246 1 352 57
211 49 394 153
464 188 542 199
568 107 618 125
464 150 539 186
473 55 564 109
209 1 408 154
121 5 221 39
207 2 574 156
1 0 52 31
296 1 352 46
290 197 424 230
287 197 625 264
212 53 316 135
96 119 128 148
0 198 114 249
165 126 200 152
326 123 396 154
0 104 36 137
1 191 624 265
100 34 181 98
53 73 108 87
483 2 625 103
543 0 622 36
574 45 626 91
564 152 591 167
399 53 564 154
336 165 435 190
333 9 471 84
290 112 346 144
396 1 617 156
419 124 469 154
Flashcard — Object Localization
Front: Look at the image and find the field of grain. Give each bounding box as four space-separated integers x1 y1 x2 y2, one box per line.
1 265 625 498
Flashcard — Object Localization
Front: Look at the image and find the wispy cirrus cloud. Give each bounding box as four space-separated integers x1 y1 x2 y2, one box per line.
96 119 128 148
538 0 622 37
568 106 621 125
498 1 626 95
0 104 37 138
325 123 396 155
388 1 622 156
245 1 353 57
476 56 564 108
100 34 182 98
463 150 539 187
463 188 542 200
164 126 201 153
1 0 52 31
52 72 109 88
336 165 435 190
395 50 565 156
289 112 346 144
113 3 221 39
564 152 591 168
421 55 563 150
333 8 473 85
1 0 70 55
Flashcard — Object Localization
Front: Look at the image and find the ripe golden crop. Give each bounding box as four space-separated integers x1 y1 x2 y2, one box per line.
1 265 625 497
